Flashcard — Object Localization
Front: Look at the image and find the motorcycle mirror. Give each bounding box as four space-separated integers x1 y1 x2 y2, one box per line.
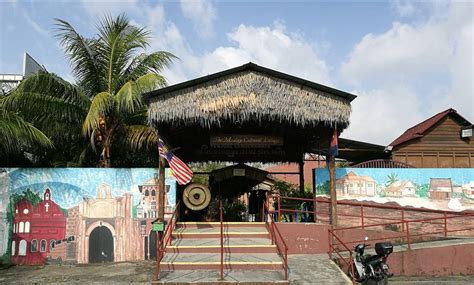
364 236 369 241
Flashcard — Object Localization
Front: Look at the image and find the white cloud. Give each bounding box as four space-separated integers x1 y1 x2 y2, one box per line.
199 23 332 86
391 0 416 17
180 0 217 39
23 11 49 37
340 1 473 145
342 85 424 145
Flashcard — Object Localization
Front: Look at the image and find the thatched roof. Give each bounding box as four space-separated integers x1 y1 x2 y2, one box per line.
145 63 355 129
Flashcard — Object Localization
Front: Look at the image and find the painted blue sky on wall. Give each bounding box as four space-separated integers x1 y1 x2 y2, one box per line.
2 168 176 209
315 168 474 186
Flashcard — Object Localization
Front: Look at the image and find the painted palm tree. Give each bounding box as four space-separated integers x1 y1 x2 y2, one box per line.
3 14 176 167
385 173 399 187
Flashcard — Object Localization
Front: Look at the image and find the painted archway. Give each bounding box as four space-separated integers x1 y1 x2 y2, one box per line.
88 226 114 263
85 221 116 263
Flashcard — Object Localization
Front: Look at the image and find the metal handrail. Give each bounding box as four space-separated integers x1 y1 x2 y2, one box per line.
328 229 356 284
156 201 181 280
220 200 224 280
263 201 288 280
330 213 474 257
279 195 474 216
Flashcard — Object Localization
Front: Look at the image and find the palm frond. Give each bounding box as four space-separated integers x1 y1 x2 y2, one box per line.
2 71 89 132
121 51 177 85
55 18 106 97
82 91 114 136
115 73 166 115
96 14 150 94
123 125 158 151
0 108 53 155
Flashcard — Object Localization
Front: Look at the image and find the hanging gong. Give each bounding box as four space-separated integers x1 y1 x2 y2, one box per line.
182 183 211 211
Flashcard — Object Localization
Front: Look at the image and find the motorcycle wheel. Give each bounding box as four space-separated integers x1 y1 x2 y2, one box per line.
361 276 387 285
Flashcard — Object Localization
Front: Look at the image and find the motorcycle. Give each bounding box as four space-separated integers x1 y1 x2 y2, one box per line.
349 237 394 285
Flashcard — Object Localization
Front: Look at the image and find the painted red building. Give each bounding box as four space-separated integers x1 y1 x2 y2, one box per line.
11 189 66 265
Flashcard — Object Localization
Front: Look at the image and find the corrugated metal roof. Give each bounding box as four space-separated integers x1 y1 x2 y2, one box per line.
389 108 472 147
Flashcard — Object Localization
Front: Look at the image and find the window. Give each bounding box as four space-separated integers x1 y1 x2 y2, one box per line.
50 240 56 251
19 240 27 256
25 221 30 233
367 184 373 188
13 223 16 233
145 189 149 196
151 190 156 196
31 239 38 252
40 240 47 252
23 209 29 214
11 241 16 256
19 222 24 233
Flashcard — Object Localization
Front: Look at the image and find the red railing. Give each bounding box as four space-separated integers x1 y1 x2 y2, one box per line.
263 201 288 280
277 195 474 227
328 213 474 285
156 201 181 280
219 200 224 280
328 229 356 284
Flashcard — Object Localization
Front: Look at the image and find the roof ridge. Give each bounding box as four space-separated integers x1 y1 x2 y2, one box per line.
388 108 471 147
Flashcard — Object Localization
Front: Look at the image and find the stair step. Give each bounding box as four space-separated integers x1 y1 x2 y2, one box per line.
171 237 273 247
168 244 277 253
176 222 266 229
172 232 270 239
160 262 283 270
160 252 283 270
154 270 289 284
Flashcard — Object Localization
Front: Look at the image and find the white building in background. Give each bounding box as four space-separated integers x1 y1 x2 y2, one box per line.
0 52 44 96
0 171 10 256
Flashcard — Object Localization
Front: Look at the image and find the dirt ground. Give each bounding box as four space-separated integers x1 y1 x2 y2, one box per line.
0 261 156 284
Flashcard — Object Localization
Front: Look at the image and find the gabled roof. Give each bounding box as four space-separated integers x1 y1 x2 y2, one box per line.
429 178 452 190
389 108 472 147
144 62 357 102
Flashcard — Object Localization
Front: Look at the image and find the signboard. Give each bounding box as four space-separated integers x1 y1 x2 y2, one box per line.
152 222 165 232
210 134 283 148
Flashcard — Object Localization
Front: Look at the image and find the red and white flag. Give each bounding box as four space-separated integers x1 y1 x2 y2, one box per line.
158 139 193 185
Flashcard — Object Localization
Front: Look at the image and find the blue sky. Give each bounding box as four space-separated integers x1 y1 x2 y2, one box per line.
0 0 472 145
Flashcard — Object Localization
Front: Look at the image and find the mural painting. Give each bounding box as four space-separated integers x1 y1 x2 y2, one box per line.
314 168 474 211
0 168 176 265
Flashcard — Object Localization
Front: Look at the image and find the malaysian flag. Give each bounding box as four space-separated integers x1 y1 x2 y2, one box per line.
158 139 193 185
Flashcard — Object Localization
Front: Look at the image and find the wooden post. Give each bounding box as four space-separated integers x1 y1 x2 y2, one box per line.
158 156 166 221
299 159 305 194
329 155 338 228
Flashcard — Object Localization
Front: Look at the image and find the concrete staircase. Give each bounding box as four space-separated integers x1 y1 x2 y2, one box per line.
159 222 288 283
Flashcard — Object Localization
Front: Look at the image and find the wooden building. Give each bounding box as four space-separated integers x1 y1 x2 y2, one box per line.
388 108 473 168
145 62 357 225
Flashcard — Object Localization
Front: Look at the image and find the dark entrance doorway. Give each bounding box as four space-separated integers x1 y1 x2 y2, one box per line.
148 230 157 260
89 226 114 263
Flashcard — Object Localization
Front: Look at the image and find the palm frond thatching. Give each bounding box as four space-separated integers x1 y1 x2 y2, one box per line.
148 71 352 128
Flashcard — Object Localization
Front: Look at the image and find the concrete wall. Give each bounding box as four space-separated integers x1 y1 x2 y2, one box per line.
388 243 474 276
276 223 330 254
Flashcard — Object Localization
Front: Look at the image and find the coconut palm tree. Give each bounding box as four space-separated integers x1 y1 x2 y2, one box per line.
0 104 53 157
3 14 176 167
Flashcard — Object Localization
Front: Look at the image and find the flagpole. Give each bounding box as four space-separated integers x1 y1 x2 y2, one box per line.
158 154 166 223
329 154 337 229
156 132 166 223
328 127 338 229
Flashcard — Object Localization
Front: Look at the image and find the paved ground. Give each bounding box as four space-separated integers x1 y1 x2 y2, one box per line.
1 255 474 284
0 254 349 284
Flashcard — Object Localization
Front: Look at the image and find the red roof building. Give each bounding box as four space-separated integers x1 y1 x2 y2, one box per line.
388 109 473 168
11 189 66 265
